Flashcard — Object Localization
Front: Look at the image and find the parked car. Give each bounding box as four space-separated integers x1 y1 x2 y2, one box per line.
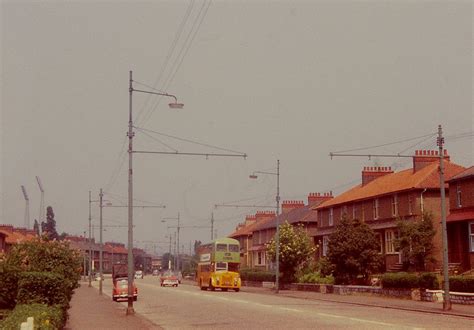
134 270 143 279
112 277 138 301
160 270 179 287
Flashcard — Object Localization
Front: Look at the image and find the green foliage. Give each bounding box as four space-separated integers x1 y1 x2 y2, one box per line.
381 272 419 289
266 222 316 286
298 272 335 284
0 262 20 309
1 303 64 330
394 213 436 271
4 238 82 302
327 217 383 284
418 272 439 290
240 268 275 282
448 276 474 293
17 272 69 309
41 206 59 241
317 257 335 277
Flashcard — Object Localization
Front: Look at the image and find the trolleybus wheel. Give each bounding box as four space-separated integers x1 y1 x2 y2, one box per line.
234 288 240 292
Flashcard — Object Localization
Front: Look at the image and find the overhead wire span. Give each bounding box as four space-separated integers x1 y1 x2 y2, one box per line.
134 126 246 155
103 135 128 192
141 0 212 126
136 128 179 152
134 0 196 125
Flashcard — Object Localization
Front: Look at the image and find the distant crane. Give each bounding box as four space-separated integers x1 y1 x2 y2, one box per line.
21 185 30 228
36 176 45 227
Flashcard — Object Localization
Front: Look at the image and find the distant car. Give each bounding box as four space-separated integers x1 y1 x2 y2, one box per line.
160 270 179 287
152 269 159 276
134 270 143 279
112 277 137 301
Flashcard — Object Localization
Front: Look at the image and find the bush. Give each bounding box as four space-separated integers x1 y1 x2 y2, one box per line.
240 268 275 282
298 272 335 285
448 276 474 293
0 263 20 309
381 272 419 289
418 272 439 290
17 272 69 311
0 303 64 330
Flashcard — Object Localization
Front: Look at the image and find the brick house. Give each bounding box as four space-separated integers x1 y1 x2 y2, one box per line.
229 193 330 270
0 224 37 254
446 166 474 272
314 150 465 272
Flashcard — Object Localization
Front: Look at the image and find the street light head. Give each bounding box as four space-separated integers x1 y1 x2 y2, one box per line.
169 102 184 109
249 174 258 179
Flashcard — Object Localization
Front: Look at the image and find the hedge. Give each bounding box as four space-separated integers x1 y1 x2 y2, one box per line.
448 276 474 293
0 303 64 330
381 272 440 290
17 272 69 311
0 263 20 309
240 269 275 282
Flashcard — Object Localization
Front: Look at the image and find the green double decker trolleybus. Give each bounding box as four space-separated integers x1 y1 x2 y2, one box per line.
196 237 241 292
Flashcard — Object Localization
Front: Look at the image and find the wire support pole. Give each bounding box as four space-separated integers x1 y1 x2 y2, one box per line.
127 70 135 315
438 125 451 311
99 188 104 295
275 159 280 294
88 191 92 288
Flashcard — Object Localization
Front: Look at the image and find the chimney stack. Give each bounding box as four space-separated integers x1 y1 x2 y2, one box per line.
362 166 394 186
255 211 276 221
281 200 305 214
307 192 334 206
413 149 449 172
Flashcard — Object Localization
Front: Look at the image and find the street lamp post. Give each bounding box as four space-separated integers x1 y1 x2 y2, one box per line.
126 71 183 315
250 159 280 292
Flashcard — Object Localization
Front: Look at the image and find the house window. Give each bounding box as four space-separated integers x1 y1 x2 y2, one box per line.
322 236 329 257
469 222 474 252
391 194 399 217
456 184 462 208
329 208 334 226
256 251 265 265
408 195 413 215
373 199 379 220
375 233 383 253
385 230 398 254
352 204 357 219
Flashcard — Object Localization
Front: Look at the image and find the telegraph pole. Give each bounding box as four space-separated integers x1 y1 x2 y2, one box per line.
438 125 451 310
275 159 280 293
127 70 135 315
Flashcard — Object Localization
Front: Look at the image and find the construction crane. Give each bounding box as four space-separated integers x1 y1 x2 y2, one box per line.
36 176 45 227
21 185 30 228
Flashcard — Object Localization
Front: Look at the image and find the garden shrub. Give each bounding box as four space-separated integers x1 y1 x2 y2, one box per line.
0 303 64 330
448 276 474 293
381 272 419 289
17 272 69 311
298 272 335 285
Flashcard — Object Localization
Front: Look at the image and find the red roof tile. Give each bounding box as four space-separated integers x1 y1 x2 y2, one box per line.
448 166 474 182
315 160 465 209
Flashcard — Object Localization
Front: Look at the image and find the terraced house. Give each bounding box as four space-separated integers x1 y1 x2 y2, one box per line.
314 150 466 272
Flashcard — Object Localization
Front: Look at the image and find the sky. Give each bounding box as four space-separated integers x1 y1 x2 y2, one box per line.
1 0 472 255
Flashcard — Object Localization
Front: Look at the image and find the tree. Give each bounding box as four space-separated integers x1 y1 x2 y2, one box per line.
162 253 175 270
327 216 383 284
41 206 59 240
395 212 436 271
266 222 316 287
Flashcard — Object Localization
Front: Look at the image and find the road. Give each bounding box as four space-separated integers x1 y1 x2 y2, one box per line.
97 276 473 329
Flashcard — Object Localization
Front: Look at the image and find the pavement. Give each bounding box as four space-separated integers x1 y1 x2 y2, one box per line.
65 280 473 329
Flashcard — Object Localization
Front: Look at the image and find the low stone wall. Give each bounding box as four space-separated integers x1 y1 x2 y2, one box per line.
332 285 412 299
292 283 334 294
421 290 474 305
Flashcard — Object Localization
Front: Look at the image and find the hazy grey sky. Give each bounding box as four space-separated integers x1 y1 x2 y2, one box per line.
2 0 472 254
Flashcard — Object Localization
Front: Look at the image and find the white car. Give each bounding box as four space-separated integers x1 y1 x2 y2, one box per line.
134 270 143 279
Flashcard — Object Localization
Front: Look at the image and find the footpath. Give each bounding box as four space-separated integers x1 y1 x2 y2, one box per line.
66 280 473 329
65 281 161 330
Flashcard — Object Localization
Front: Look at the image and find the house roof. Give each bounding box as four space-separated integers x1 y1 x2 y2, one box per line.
229 218 269 238
0 225 37 244
447 166 474 182
253 205 318 232
315 160 465 209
